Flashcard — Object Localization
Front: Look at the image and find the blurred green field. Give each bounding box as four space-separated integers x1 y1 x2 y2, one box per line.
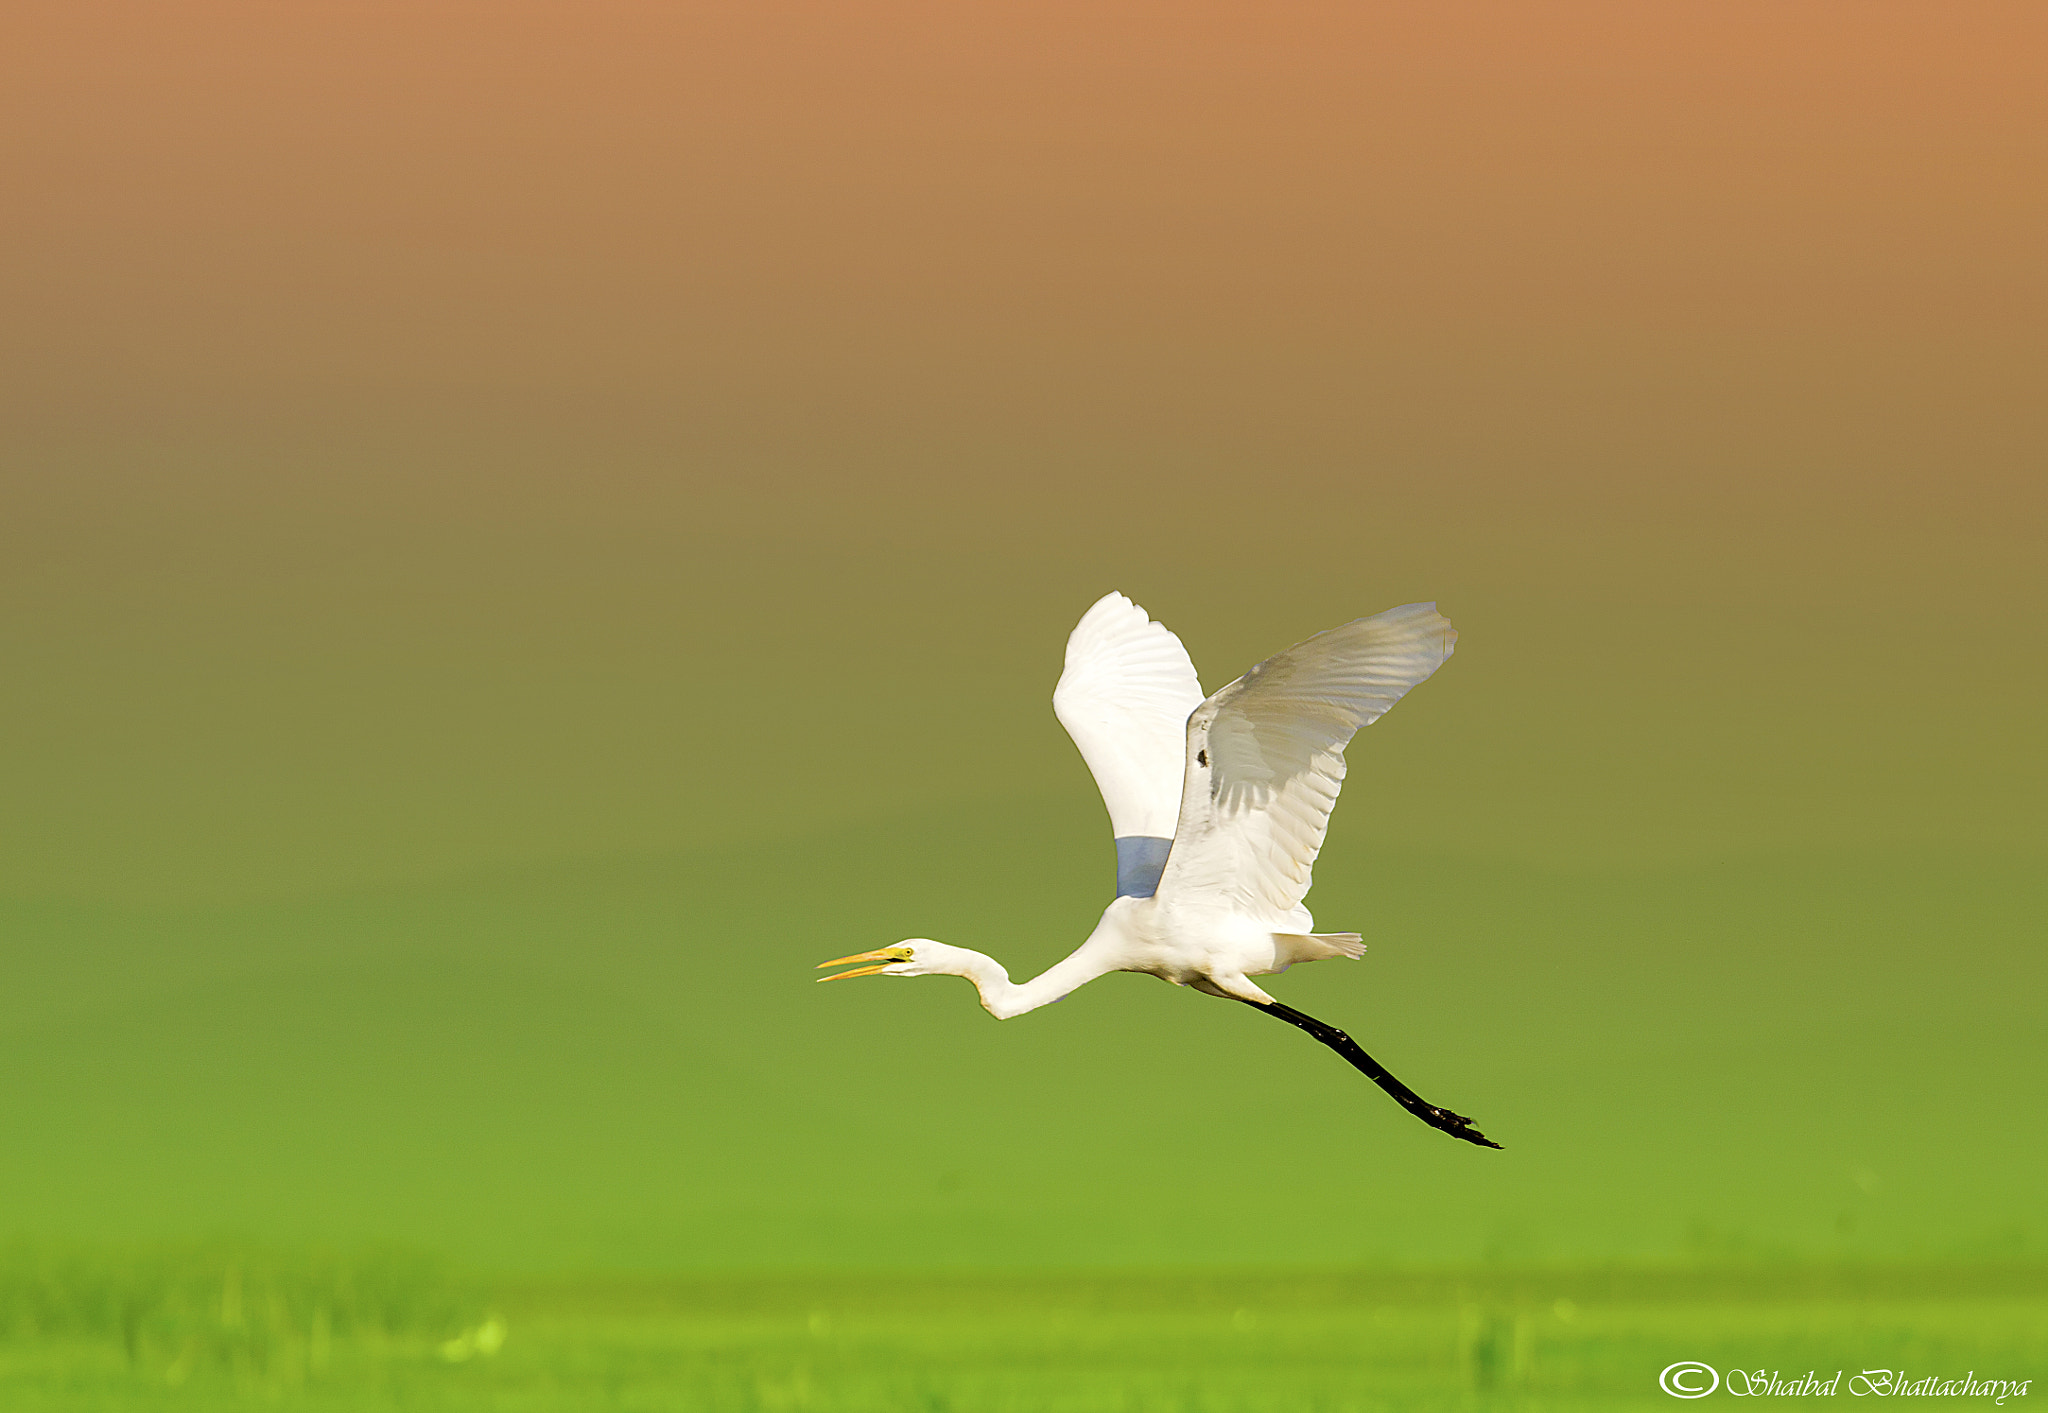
3 1248 2041 1411
5 832 2041 1274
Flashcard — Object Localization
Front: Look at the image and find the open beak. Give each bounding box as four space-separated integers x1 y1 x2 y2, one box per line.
816 945 914 982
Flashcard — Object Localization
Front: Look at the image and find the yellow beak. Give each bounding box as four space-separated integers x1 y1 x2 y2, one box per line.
815 945 915 982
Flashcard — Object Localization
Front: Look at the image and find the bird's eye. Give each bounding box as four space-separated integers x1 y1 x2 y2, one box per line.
1197 749 1209 766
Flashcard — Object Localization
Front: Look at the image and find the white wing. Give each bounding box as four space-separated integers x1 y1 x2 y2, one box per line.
1053 592 1206 841
1156 603 1456 920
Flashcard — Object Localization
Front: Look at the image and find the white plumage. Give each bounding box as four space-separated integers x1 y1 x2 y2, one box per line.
820 591 1499 1147
1052 592 1206 842
1164 599 1455 922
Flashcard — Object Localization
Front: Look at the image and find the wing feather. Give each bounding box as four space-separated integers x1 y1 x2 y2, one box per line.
1157 603 1456 918
1052 592 1206 842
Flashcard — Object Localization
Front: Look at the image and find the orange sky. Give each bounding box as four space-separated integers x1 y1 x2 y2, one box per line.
7 1 2040 450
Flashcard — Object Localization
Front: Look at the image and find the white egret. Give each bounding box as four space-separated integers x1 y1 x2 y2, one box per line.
820 592 1499 1149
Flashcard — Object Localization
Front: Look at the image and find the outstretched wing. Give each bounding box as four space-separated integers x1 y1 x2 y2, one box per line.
1156 603 1456 919
1053 592 1206 895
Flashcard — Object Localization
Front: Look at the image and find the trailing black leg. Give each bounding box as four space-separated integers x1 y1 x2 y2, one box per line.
1243 998 1503 1149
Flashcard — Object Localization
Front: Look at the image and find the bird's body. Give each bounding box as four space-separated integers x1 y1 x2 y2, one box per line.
821 591 1501 1148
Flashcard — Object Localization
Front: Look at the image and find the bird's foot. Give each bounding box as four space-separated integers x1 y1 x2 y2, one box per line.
1421 1105 1503 1150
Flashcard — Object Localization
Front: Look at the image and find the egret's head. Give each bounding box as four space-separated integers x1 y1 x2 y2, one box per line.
815 939 961 982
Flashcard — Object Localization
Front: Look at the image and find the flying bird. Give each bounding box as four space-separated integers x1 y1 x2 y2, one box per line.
819 592 1500 1149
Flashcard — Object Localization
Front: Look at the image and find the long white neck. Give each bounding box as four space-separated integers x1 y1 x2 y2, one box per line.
944 947 1114 1020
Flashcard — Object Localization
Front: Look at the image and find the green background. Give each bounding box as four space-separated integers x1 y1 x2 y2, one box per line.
3 0 2043 1286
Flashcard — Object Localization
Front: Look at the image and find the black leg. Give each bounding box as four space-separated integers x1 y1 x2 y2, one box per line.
1243 998 1503 1149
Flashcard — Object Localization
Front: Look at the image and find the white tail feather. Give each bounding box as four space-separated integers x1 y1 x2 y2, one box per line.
1276 932 1366 964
